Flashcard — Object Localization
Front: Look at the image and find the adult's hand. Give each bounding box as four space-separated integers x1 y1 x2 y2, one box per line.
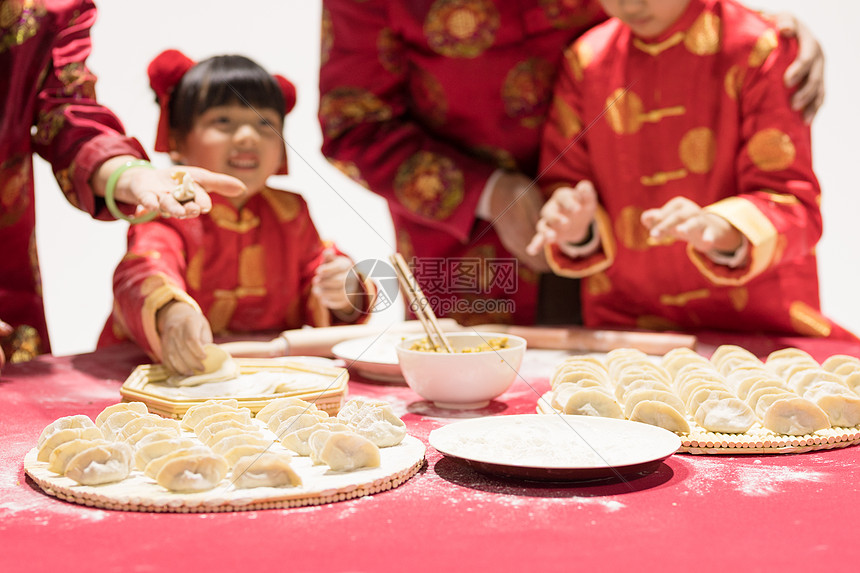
774 12 825 123
94 155 247 220
485 172 551 273
156 301 213 375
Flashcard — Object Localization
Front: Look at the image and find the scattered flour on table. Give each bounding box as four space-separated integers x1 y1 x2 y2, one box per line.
678 456 825 497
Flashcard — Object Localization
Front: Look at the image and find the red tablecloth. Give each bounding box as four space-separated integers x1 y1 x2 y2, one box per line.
2 334 859 573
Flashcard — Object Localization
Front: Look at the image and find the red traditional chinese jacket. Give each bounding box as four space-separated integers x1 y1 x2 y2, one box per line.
319 0 605 325
98 189 371 360
1 0 147 356
541 0 855 339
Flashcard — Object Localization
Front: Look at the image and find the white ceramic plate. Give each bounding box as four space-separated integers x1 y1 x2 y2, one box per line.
429 414 681 481
331 334 406 383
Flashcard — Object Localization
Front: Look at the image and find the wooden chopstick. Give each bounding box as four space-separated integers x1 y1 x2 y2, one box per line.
389 253 454 353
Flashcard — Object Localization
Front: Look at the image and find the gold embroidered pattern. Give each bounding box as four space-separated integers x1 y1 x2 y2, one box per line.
789 301 832 338
502 58 556 128
186 250 204 292
208 291 238 334
637 315 682 331
327 159 369 189
748 29 778 67
0 0 45 53
633 32 685 56
586 272 612 296
747 128 796 172
566 40 593 82
553 95 582 140
394 152 465 220
679 127 716 174
319 87 393 140
58 62 96 98
605 89 685 135
264 189 300 222
210 204 261 233
762 190 801 206
641 169 687 187
424 0 499 58
660 289 710 307
615 206 651 250
32 107 68 146
469 146 518 171
239 245 266 289
684 11 721 55
320 7 333 66
378 27 404 75
0 156 30 228
727 287 748 312
724 65 745 100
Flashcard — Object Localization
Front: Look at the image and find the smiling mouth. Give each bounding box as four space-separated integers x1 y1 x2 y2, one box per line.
229 158 259 169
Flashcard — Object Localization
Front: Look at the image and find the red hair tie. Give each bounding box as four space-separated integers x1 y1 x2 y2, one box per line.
147 50 297 175
148 49 195 153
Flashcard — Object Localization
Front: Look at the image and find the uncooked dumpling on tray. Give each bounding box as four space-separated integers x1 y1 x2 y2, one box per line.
165 344 240 387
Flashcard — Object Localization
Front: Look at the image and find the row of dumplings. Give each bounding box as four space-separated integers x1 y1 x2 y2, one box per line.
35 396 408 492
548 345 860 436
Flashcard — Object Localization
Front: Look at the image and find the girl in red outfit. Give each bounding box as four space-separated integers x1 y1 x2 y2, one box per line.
99 51 372 374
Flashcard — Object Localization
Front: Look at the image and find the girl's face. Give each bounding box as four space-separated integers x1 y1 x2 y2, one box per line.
173 103 285 200
599 0 691 38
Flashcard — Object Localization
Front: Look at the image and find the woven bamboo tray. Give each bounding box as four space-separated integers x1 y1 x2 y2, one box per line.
120 359 349 418
24 435 425 513
536 392 860 455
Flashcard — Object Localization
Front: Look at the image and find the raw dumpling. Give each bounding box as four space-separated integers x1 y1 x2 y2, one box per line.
134 437 198 471
555 387 624 419
94 402 148 428
38 415 97 449
165 344 239 387
64 442 134 485
144 445 212 479
47 438 109 475
622 389 687 419
181 399 240 430
222 444 270 467
762 398 831 435
100 410 148 441
210 434 273 456
155 452 229 492
254 397 315 423
628 401 690 434
266 405 327 433
37 426 103 462
272 413 331 440
308 430 381 471
336 399 407 447
118 415 181 442
694 398 756 433
230 453 301 489
281 420 350 455
192 409 253 434
196 421 259 445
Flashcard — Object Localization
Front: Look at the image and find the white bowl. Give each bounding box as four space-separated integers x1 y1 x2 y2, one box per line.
395 332 526 409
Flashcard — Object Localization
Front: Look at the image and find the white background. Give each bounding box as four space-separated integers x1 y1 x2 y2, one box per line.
33 0 860 356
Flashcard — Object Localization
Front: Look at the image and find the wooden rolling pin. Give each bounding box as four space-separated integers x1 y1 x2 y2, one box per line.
471 324 696 356
220 320 695 358
218 319 460 358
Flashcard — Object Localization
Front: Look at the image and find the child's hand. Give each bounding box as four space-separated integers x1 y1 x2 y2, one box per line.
156 301 214 375
641 197 743 254
526 180 598 255
313 250 359 313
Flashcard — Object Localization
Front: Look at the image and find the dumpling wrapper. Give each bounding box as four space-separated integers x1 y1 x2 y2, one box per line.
308 430 380 471
47 438 109 475
622 389 687 419
156 452 229 492
694 398 756 433
556 387 624 419
254 397 315 423
144 445 213 479
230 453 302 489
165 344 239 387
281 420 350 455
37 426 103 462
336 399 407 447
628 400 690 434
181 398 240 430
95 402 148 428
134 437 198 471
762 397 831 435
38 415 97 448
64 442 133 485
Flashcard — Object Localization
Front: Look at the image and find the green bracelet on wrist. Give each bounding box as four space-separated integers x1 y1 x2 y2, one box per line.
104 159 158 224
